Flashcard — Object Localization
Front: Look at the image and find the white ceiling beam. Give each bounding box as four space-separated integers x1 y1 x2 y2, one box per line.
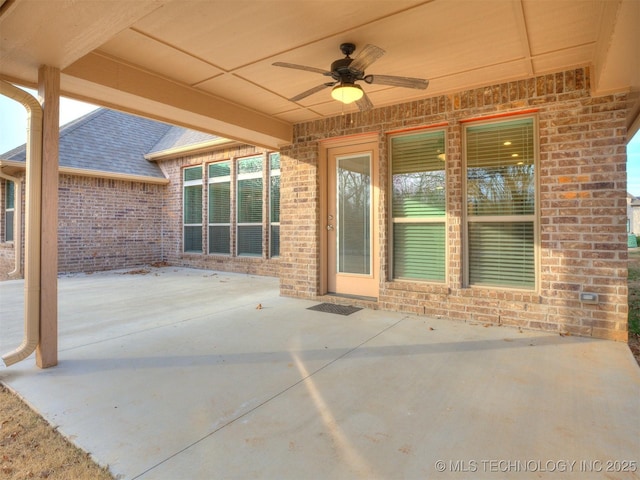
62 52 292 149
0 0 167 84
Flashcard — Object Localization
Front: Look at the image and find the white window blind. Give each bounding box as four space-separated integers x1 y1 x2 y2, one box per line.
465 117 536 289
391 130 446 281
183 166 203 253
4 180 14 242
468 222 534 287
237 156 263 256
269 153 280 257
208 161 231 255
466 118 535 216
337 155 371 275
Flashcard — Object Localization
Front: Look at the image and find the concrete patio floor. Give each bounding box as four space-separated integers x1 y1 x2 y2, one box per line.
1 267 639 479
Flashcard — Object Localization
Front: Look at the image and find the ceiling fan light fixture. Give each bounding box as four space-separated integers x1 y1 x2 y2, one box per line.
274 43 429 111
331 83 364 104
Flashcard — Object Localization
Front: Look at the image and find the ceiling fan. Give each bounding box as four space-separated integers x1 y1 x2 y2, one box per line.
273 43 429 111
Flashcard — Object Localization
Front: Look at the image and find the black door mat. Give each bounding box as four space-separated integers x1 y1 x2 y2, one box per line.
307 303 362 316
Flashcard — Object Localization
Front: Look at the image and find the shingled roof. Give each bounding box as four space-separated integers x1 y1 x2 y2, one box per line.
149 124 219 154
1 108 217 179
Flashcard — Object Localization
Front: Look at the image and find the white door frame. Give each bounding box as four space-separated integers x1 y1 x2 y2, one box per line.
319 133 380 298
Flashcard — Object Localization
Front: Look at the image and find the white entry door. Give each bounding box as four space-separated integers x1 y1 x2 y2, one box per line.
326 142 379 298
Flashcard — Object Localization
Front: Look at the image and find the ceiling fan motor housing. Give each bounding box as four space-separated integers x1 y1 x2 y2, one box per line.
331 58 361 83
339 42 356 56
331 43 363 84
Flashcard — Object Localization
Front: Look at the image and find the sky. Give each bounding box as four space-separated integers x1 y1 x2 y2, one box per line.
1 86 640 195
0 87 98 154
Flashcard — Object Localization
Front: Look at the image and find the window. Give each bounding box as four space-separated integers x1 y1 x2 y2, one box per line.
208 162 231 254
339 154 371 275
183 166 203 253
4 180 15 242
269 153 280 257
390 130 446 281
464 116 536 289
189 153 279 258
237 156 263 256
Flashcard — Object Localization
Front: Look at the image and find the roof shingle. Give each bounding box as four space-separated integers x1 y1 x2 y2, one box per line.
2 108 178 179
149 126 218 154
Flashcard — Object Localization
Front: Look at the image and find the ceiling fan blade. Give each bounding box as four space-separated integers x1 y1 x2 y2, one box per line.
273 62 331 76
365 74 429 90
349 44 385 72
289 83 334 102
356 91 374 112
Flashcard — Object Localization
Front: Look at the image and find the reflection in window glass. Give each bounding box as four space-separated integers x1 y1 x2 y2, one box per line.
465 117 536 288
337 155 371 275
391 130 446 281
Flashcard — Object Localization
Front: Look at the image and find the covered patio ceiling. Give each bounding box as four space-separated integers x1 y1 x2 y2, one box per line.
1 0 638 149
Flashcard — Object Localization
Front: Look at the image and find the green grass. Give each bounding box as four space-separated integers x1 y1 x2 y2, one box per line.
629 301 640 336
629 251 640 336
629 306 640 336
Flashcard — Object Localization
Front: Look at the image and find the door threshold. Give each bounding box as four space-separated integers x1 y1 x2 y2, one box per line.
327 293 378 303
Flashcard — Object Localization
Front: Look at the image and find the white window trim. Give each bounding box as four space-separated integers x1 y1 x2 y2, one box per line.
236 155 264 257
462 114 540 291
183 166 203 253
207 161 232 256
269 153 281 258
388 127 448 283
4 180 15 243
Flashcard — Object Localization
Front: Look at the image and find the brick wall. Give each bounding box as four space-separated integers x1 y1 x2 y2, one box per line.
157 143 280 277
57 174 164 273
279 140 321 298
1 174 165 277
1 142 282 280
281 67 630 341
0 67 629 340
0 236 16 280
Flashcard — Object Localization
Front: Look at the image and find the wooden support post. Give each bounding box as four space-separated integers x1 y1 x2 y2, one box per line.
36 66 59 368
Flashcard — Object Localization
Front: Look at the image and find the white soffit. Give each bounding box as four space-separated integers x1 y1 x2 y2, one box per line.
523 0 601 56
1 0 637 146
128 0 424 71
99 29 224 87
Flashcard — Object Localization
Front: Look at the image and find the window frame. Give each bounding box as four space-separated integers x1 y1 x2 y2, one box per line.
269 153 281 258
196 152 281 259
207 161 232 255
3 180 15 243
388 127 448 283
236 155 264 257
462 114 540 291
183 165 204 253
